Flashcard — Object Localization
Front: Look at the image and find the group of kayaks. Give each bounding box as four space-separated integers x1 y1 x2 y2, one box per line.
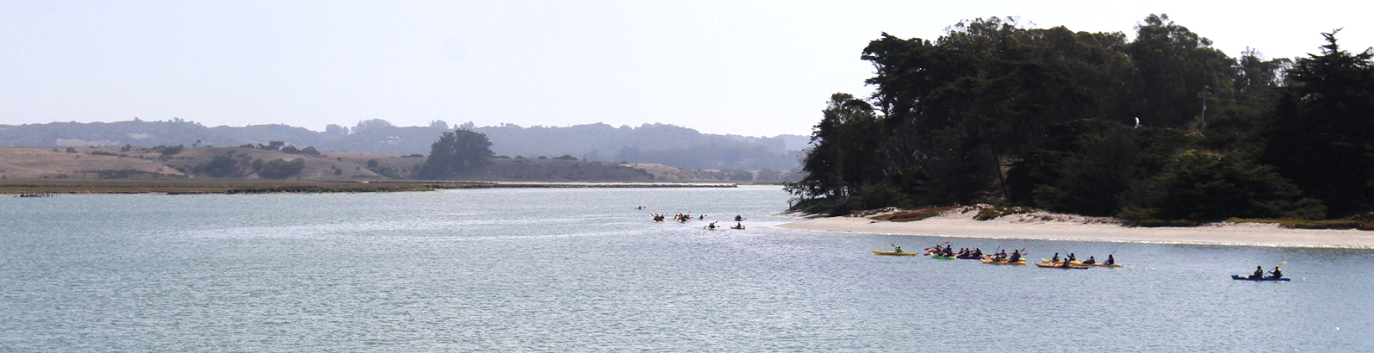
874 244 1121 270
873 244 1293 281
1034 258 1123 269
650 213 747 230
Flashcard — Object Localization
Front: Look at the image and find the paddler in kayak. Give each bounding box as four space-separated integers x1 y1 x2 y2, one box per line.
1008 250 1022 262
1051 253 1060 262
1269 266 1282 279
892 244 904 253
1251 266 1265 279
705 222 718 230
731 222 745 230
1105 254 1115 265
1082 256 1096 265
972 248 984 259
734 215 744 221
1068 253 1077 262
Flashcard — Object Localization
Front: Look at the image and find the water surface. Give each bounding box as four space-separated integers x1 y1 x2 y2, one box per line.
2 186 1369 351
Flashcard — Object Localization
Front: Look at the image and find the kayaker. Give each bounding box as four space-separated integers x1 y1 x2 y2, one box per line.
1082 256 1096 265
733 222 745 230
973 248 983 258
1052 253 1060 262
1252 266 1265 279
1269 266 1282 279
734 215 744 221
1009 250 1022 262
893 245 903 253
1105 254 1115 265
1068 253 1077 262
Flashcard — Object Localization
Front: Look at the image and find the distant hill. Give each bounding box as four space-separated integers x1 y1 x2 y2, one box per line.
0 146 653 182
0 119 806 171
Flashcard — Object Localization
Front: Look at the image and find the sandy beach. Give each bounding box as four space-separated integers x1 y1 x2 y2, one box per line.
776 207 1374 249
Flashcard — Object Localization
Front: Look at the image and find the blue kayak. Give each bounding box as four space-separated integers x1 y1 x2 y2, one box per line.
1232 275 1290 281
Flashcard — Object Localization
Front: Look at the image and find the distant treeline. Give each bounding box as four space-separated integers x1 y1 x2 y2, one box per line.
789 15 1374 222
0 119 807 171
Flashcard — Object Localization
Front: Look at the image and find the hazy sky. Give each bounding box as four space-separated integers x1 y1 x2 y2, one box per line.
2 1 1369 137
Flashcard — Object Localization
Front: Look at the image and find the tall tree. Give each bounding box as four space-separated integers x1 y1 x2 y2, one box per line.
789 93 883 205
416 129 495 180
1125 14 1236 129
1263 31 1374 216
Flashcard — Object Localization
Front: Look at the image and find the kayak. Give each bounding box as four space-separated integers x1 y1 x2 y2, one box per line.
1041 259 1084 266
983 255 1027 263
653 220 665 223
1085 263 1123 267
1232 275 1290 281
872 250 919 256
1035 263 1090 269
931 254 956 260
729 227 745 230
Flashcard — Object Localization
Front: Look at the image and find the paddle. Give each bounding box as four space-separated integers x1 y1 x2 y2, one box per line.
1268 261 1287 276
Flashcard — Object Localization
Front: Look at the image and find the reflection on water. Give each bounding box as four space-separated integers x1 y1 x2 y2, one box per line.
1 186 1370 351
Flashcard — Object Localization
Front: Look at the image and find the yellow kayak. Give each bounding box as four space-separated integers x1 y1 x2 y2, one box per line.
980 258 1027 265
1084 263 1123 267
1035 263 1090 269
872 250 919 256
1041 259 1084 266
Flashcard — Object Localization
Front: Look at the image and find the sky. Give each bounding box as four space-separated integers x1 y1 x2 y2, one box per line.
2 0 1369 137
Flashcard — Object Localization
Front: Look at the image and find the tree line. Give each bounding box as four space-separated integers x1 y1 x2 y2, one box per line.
788 14 1374 222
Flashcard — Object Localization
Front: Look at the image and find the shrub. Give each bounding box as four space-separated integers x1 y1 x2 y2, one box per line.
974 206 1037 221
1134 219 1201 227
872 206 958 222
194 155 240 177
257 158 305 179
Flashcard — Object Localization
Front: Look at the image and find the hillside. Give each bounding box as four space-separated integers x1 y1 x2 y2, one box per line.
0 146 658 182
0 120 807 171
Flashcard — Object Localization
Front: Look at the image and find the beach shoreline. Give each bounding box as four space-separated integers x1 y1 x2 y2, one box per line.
775 208 1374 249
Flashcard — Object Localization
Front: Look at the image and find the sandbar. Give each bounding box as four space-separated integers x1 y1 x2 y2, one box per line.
775 209 1374 249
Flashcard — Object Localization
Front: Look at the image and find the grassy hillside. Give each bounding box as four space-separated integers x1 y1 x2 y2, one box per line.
0 146 656 182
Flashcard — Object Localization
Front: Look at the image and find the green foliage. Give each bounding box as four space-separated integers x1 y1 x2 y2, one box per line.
257 158 305 179
1262 31 1374 217
1126 150 1304 221
415 129 494 180
194 155 240 178
65 147 77 153
1227 218 1374 230
554 155 578 160
153 145 183 155
89 151 119 156
257 141 285 151
974 206 1036 221
790 15 1366 222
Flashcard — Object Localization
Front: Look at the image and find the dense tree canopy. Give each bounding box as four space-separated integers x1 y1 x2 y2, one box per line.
416 129 495 180
791 15 1371 221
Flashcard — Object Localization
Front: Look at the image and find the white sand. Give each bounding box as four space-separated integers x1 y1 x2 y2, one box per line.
775 208 1374 249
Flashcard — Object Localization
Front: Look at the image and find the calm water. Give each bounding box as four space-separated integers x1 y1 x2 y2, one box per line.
2 186 1371 352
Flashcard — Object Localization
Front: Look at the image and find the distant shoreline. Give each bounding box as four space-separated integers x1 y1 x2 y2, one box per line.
775 208 1374 249
0 179 736 195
